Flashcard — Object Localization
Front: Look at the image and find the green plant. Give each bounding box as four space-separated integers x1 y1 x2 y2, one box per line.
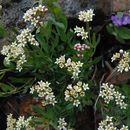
1 1 130 130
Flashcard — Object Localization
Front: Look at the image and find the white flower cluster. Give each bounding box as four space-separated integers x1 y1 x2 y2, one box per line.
74 43 90 51
6 113 34 130
1 42 26 72
1 28 39 71
55 55 83 79
30 80 57 106
58 118 67 130
74 43 90 58
23 5 48 27
55 55 66 68
57 118 73 130
65 81 89 107
98 116 128 130
16 28 39 47
6 113 16 130
74 26 88 40
78 9 95 22
99 83 127 109
74 9 95 40
111 49 130 73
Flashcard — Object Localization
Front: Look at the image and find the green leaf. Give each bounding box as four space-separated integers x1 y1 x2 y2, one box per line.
117 12 124 18
49 17 65 29
39 23 52 39
65 103 74 110
33 106 56 120
106 24 117 36
8 77 32 84
36 34 49 54
115 27 130 39
84 56 101 68
0 83 13 92
0 24 8 38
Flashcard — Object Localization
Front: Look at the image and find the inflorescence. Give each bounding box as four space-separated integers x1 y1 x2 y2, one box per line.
64 81 89 107
30 80 57 106
74 43 90 58
23 5 48 27
78 9 95 22
111 13 130 27
99 83 127 109
98 116 128 130
111 49 130 73
74 9 95 40
1 28 39 71
58 118 68 130
1 5 47 71
6 114 34 130
55 55 83 79
74 26 88 40
57 118 73 130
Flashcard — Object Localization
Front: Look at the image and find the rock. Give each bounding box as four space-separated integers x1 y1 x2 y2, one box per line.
0 0 34 27
112 0 130 12
60 0 111 17
60 0 130 17
60 0 93 17
1 0 130 27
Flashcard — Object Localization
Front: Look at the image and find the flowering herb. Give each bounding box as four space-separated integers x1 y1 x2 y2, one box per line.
98 116 128 130
111 49 130 73
64 81 89 107
74 43 90 58
111 14 130 27
30 80 57 106
99 83 127 109
78 9 95 22
0 1 129 130
55 55 83 79
6 114 34 130
23 5 48 27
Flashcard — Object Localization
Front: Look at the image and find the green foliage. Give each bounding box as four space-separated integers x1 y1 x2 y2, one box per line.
1 1 130 130
0 23 8 38
106 23 130 44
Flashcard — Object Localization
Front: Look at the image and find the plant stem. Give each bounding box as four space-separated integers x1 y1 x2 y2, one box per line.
93 73 106 130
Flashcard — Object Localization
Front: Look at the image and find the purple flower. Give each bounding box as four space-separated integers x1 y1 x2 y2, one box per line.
111 15 122 26
122 15 130 25
111 14 130 26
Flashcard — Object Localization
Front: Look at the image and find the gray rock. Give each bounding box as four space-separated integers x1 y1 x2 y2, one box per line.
1 0 130 27
60 0 111 17
0 0 34 27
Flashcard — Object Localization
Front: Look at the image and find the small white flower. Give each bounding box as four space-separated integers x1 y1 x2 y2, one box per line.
1 28 39 72
120 125 129 130
23 5 48 27
99 83 127 109
30 80 57 106
74 26 88 40
98 116 128 130
65 82 89 107
58 118 67 130
1 41 26 72
55 55 66 68
6 114 34 130
73 99 80 107
1 45 10 55
6 114 16 130
111 49 130 73
55 56 83 79
17 28 39 47
78 9 95 22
